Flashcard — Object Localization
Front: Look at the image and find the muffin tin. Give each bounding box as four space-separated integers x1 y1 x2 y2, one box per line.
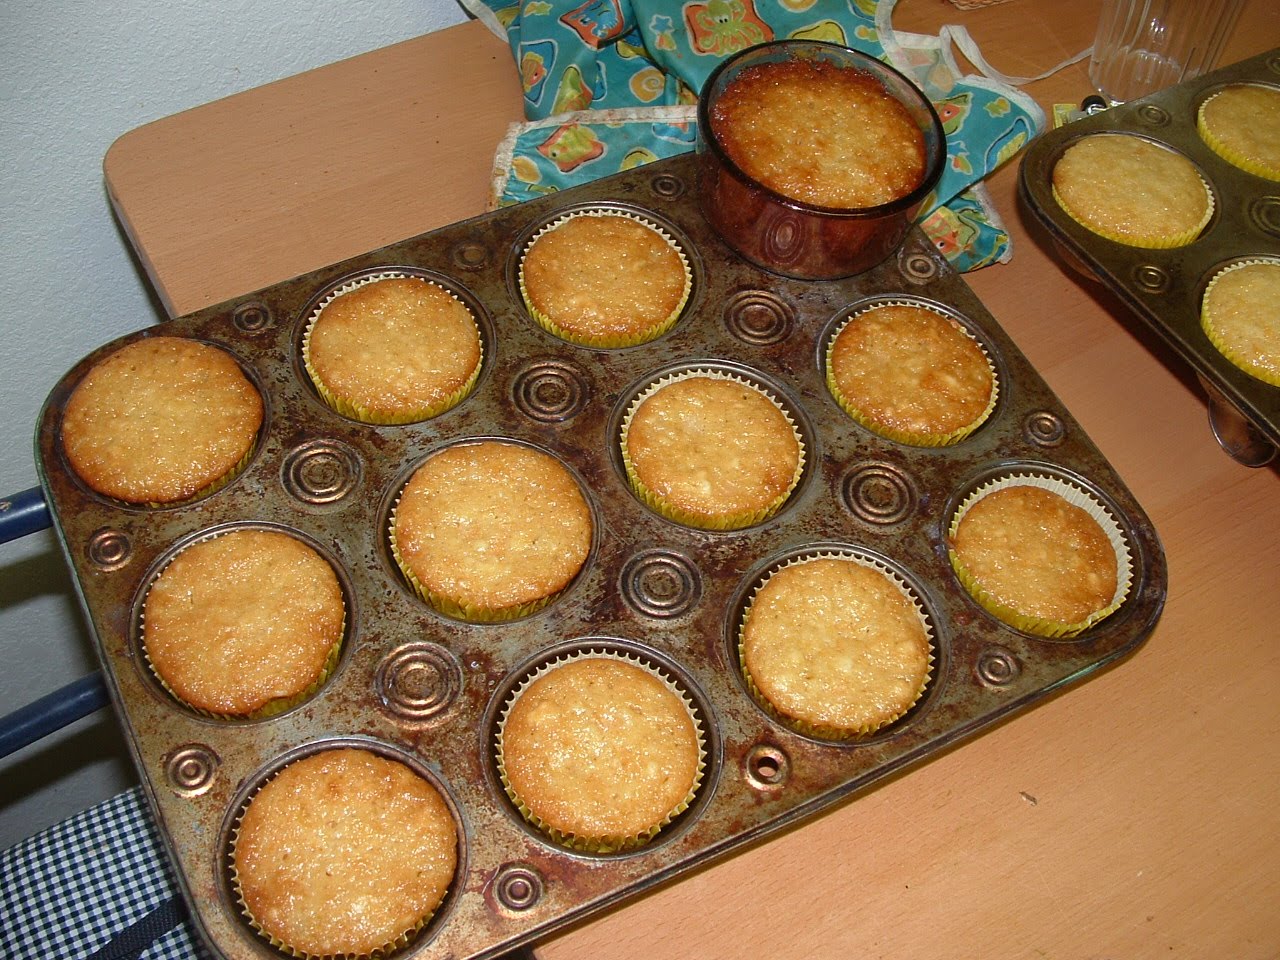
36 151 1166 960
1018 47 1280 466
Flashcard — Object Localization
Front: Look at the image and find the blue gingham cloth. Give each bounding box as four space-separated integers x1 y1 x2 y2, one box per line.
0 787 210 960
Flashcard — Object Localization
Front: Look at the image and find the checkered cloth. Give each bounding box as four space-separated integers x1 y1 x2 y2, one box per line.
0 787 212 960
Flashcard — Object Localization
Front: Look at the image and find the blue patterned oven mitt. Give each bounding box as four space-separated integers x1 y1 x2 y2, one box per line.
461 0 1047 272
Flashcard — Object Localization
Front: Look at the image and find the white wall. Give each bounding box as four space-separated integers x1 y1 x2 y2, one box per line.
0 0 469 850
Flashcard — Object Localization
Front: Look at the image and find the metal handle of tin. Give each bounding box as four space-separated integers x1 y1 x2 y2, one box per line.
0 672 110 760
0 485 51 543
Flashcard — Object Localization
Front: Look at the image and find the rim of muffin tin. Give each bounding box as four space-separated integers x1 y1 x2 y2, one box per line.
54 334 273 512
723 541 947 747
216 734 468 959
291 265 497 426
380 435 603 623
481 636 721 860
128 520 357 723
607 358 818 532
505 200 706 350
815 293 1007 448
941 459 1144 642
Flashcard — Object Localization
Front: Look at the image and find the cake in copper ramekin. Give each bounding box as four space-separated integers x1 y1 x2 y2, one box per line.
696 40 945 280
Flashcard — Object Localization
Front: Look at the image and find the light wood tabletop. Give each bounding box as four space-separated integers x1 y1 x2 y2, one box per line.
103 2 1279 957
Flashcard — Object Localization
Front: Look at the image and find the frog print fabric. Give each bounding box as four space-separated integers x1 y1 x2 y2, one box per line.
462 0 1045 272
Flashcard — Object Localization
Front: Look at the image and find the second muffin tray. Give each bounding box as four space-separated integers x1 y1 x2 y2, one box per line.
36 151 1166 960
1018 47 1280 464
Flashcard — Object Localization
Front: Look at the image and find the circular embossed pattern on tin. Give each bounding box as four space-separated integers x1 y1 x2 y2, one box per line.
61 337 263 506
229 745 458 959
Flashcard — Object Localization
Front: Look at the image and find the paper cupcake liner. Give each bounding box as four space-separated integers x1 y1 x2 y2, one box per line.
1051 178 1214 250
518 209 692 348
228 751 441 960
738 551 935 741
388 494 562 623
947 473 1134 638
495 648 707 853
140 530 345 720
824 300 999 447
620 368 805 531
302 271 483 425
1200 257 1280 387
1197 92 1280 182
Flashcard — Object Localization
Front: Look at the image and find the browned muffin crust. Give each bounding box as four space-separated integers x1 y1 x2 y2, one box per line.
710 58 926 209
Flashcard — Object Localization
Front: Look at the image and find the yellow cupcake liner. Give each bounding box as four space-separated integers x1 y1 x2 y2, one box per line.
140 530 345 720
1197 91 1280 182
518 209 692 348
947 473 1134 638
1051 178 1214 251
495 648 707 854
1200 257 1280 387
301 271 483 425
738 551 935 741
388 491 565 624
228 750 443 960
620 368 805 531
824 300 999 447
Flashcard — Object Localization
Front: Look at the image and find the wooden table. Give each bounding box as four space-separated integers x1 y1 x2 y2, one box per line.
103 2 1280 957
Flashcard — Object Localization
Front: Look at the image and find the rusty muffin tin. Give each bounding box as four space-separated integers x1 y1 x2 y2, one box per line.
36 151 1166 960
1019 47 1280 465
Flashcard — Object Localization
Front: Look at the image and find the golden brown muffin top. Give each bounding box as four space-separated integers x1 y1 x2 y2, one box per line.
501 657 701 842
142 529 344 716
393 441 592 613
1198 83 1280 180
952 485 1118 626
521 214 689 344
742 558 930 734
306 276 481 422
1052 134 1211 247
1201 260 1280 384
233 748 457 958
829 304 994 440
625 375 800 526
710 58 926 209
62 337 262 504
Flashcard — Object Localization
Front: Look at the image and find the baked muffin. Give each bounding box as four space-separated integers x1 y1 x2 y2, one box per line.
303 275 482 424
391 440 593 621
62 337 262 504
826 302 997 446
142 529 344 718
740 554 932 739
1051 134 1213 248
231 748 457 958
497 653 704 852
621 371 803 530
708 57 927 209
1197 83 1280 181
949 478 1129 637
519 211 691 347
1201 258 1280 386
